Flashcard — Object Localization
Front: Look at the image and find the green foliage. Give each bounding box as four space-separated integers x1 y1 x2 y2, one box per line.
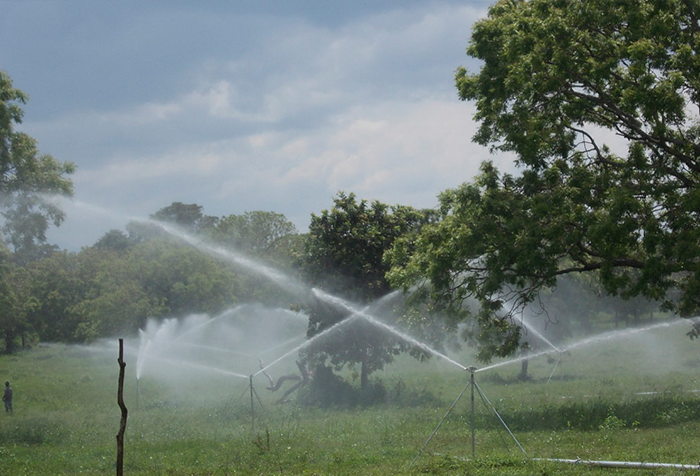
456 0 700 313
302 192 428 301
93 229 133 253
150 202 218 233
300 192 433 389
491 397 700 432
0 416 66 445
211 210 297 256
0 70 75 263
390 0 700 358
0 71 75 350
18 201 307 345
23 238 245 343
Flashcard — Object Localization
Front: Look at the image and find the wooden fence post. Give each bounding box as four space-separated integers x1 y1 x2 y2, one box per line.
117 339 128 476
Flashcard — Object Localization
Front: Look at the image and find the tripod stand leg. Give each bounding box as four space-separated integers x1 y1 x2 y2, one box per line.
411 379 472 465
473 380 527 457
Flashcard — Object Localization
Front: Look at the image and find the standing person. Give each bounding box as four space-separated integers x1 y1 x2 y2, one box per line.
3 381 12 413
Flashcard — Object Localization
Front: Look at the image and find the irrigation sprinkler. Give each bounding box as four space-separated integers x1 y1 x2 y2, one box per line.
234 373 268 433
412 366 527 465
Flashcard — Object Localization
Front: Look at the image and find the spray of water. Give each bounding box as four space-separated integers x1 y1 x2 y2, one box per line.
133 218 471 380
142 353 250 380
144 220 309 298
311 288 468 371
475 349 554 373
83 204 696 393
55 203 464 391
475 318 692 374
178 341 254 358
258 334 306 357
255 314 360 377
364 289 404 312
518 314 561 352
136 330 151 380
173 306 245 343
562 318 689 352
136 305 310 381
178 334 306 359
49 201 309 302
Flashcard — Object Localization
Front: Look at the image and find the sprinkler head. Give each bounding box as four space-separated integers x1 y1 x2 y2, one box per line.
466 366 477 374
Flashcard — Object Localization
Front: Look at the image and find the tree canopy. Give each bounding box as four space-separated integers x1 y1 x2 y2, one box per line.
300 192 432 390
0 71 75 263
0 71 75 351
389 0 700 357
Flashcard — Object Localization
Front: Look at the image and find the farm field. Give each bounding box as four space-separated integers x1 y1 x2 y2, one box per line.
1 318 699 475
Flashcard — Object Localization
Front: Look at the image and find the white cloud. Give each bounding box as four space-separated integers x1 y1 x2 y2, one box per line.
17 1 498 250
75 147 224 185
275 99 510 204
70 93 513 230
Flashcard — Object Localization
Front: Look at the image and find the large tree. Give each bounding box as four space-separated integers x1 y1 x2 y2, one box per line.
300 192 431 391
0 71 75 263
388 0 700 358
0 71 74 350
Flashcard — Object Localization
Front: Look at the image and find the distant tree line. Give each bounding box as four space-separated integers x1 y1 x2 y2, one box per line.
1 202 304 352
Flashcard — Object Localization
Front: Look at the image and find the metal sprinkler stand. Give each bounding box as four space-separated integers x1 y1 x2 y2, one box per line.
546 352 563 385
250 375 255 432
467 366 476 459
234 373 268 433
411 366 527 466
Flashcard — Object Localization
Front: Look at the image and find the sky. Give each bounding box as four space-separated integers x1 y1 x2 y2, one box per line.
1 0 515 251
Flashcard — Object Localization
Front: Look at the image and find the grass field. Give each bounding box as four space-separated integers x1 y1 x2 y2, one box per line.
1 318 699 475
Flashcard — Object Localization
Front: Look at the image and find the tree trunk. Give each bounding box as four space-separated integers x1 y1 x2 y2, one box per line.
519 358 529 381
4 329 14 354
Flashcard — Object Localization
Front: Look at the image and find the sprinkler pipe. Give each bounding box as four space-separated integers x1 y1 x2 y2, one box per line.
534 458 700 470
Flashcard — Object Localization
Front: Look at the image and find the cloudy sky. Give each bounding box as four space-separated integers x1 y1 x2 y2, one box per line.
1 0 515 250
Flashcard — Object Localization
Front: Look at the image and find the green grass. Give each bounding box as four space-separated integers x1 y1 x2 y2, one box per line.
1 322 700 475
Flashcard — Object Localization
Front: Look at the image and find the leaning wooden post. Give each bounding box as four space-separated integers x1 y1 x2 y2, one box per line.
117 339 128 476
